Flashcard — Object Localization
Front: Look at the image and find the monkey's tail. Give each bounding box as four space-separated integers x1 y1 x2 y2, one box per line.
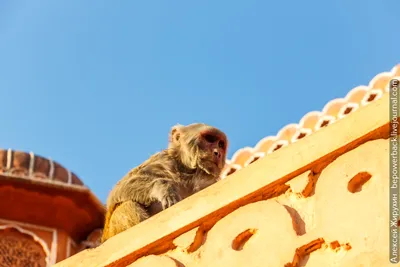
101 203 117 243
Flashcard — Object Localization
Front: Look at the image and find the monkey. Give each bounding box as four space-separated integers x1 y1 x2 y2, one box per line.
101 123 228 243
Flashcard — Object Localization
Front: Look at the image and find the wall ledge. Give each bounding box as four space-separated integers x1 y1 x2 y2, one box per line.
55 93 391 267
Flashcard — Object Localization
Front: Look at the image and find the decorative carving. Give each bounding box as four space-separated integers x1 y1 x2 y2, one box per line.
127 138 389 266
347 171 372 193
53 69 395 267
0 227 48 267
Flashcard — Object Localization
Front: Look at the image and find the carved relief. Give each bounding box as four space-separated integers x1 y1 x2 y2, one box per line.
129 139 391 267
0 227 48 267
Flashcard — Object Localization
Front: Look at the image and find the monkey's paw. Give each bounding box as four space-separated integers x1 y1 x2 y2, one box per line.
161 192 181 210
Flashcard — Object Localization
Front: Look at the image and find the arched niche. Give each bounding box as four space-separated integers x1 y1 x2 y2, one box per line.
0 226 50 267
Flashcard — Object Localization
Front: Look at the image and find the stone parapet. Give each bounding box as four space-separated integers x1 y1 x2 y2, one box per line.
55 84 396 266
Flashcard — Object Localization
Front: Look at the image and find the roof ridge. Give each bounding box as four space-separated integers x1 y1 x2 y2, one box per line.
0 148 85 187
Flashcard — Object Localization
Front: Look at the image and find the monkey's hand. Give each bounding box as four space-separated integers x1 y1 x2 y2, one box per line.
152 179 182 210
161 187 181 210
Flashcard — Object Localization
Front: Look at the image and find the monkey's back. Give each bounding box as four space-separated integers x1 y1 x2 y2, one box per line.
106 150 180 208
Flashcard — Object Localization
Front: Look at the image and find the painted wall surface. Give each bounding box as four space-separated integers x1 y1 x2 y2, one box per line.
55 90 396 267
131 138 389 267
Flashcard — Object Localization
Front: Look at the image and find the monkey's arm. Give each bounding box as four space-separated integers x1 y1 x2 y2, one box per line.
148 178 182 209
109 170 182 211
107 151 183 212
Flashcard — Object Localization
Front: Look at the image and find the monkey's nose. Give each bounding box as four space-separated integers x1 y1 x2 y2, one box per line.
213 149 221 158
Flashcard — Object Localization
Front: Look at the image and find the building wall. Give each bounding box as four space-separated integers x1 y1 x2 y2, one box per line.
54 92 394 267
134 138 389 266
0 218 76 266
0 149 104 266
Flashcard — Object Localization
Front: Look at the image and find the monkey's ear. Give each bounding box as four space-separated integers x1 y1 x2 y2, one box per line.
170 124 184 143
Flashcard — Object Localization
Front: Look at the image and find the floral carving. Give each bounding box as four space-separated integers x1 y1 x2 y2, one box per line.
0 227 47 267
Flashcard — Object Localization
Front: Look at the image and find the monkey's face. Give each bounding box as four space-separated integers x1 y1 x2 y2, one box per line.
196 129 228 176
170 123 228 177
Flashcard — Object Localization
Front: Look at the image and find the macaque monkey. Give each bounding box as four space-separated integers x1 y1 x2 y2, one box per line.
101 123 228 243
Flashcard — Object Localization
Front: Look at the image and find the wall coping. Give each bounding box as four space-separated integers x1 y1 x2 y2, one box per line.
55 92 390 267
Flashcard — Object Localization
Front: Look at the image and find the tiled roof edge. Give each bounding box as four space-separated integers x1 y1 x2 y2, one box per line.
221 64 400 178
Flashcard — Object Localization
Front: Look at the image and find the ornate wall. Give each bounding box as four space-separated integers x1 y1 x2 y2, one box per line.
55 77 398 266
0 226 48 267
0 149 104 265
130 138 388 267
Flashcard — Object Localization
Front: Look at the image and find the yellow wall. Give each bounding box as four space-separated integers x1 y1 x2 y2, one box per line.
56 93 395 267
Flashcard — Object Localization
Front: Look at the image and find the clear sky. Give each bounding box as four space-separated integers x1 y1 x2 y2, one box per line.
0 0 399 203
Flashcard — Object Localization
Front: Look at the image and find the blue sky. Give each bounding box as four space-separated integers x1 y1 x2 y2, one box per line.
0 0 399 203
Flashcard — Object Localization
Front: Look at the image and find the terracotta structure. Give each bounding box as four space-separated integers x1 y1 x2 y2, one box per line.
0 150 105 266
60 64 400 266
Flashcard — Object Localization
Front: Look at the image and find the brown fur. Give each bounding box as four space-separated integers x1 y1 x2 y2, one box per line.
101 123 228 243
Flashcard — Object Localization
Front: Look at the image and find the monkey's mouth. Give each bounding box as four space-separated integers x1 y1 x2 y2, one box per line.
213 159 224 169
201 158 220 167
199 160 223 175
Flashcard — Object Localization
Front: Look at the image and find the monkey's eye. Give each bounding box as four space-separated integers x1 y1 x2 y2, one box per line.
204 134 218 143
218 140 225 149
